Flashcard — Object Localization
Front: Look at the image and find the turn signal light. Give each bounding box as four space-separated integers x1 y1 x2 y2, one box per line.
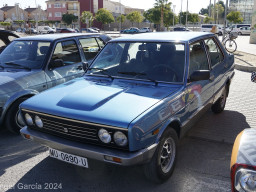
104 156 122 163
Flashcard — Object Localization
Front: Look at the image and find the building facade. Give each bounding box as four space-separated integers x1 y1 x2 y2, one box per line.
0 4 26 21
229 0 255 24
25 6 47 21
0 10 4 21
250 0 256 44
46 0 80 28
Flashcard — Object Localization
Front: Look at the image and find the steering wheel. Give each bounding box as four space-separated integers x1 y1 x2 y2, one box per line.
152 64 178 82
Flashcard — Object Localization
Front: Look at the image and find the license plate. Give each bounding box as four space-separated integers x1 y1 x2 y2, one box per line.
49 148 88 168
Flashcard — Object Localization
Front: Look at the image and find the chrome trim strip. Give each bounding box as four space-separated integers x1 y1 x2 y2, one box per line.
22 109 128 131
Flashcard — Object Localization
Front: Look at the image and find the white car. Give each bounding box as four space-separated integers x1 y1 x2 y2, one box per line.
38 26 55 34
238 27 251 35
139 27 151 33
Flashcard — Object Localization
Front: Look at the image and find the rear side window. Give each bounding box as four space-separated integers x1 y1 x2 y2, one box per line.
189 41 209 76
79 38 100 61
96 38 105 49
204 38 224 67
51 40 81 66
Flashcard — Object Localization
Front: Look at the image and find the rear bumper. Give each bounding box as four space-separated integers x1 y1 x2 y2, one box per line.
20 126 158 166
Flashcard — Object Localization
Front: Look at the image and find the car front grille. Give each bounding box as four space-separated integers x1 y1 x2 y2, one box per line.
22 110 129 150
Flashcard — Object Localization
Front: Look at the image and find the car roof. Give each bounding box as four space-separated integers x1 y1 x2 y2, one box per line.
14 33 104 41
110 32 214 43
0 30 20 38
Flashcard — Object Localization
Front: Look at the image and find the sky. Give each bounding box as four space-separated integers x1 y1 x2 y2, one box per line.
0 0 211 14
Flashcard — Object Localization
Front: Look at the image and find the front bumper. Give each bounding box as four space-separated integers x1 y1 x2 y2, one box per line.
20 126 158 166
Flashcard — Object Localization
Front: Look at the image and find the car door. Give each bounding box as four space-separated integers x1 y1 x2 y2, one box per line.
78 37 101 65
204 37 225 102
185 40 213 116
45 39 84 88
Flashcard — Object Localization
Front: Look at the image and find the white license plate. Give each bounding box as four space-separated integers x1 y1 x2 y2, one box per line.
49 148 88 168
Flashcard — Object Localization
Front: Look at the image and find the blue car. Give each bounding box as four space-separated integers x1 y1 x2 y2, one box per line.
20 32 235 183
122 27 140 34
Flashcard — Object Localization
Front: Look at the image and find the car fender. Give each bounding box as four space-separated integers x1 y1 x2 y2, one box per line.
155 117 181 143
0 89 39 124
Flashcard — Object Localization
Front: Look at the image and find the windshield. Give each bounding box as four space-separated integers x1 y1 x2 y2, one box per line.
0 40 51 69
87 42 185 83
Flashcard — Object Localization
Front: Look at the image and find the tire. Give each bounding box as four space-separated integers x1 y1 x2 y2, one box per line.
143 128 178 183
211 86 228 114
238 32 242 35
5 97 28 134
224 39 237 53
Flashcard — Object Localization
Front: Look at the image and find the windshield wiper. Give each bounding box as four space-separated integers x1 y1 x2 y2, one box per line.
118 71 158 86
88 67 114 80
5 62 31 70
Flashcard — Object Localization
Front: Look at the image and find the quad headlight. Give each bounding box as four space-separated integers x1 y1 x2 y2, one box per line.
113 131 128 146
235 168 256 192
35 115 43 128
25 113 33 125
98 129 111 144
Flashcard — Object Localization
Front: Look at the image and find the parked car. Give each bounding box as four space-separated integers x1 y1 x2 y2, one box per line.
38 26 55 34
20 32 234 183
122 27 140 33
60 28 77 33
56 28 63 33
230 24 251 33
139 27 152 33
91 27 100 32
0 30 20 54
51 27 57 33
173 27 191 32
82 28 99 33
16 28 26 33
230 128 256 192
0 33 111 133
238 27 251 35
25 28 38 34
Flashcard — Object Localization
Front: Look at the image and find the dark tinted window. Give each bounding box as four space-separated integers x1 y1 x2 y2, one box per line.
204 38 224 67
51 40 81 67
189 41 209 76
79 38 100 61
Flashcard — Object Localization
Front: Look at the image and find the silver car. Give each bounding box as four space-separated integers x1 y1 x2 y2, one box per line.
238 27 251 35
0 33 111 133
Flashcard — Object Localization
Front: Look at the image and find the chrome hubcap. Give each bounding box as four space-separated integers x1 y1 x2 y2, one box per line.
160 138 176 173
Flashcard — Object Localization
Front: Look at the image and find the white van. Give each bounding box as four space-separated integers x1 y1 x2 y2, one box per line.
231 24 251 33
38 26 55 34
201 24 223 35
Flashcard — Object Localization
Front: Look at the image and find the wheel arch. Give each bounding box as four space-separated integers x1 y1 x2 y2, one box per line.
0 90 39 125
156 118 181 143
225 78 231 97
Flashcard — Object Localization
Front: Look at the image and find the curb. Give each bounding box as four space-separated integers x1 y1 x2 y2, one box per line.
235 63 256 72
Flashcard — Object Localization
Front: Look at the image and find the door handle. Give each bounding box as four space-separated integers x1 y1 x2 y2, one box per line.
209 75 214 81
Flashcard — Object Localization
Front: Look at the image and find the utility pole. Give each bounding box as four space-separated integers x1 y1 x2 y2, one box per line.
214 0 216 24
119 0 121 34
222 0 228 42
209 0 211 17
173 4 176 27
180 0 183 24
185 0 188 28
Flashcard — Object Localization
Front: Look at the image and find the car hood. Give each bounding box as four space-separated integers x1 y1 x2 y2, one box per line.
21 76 181 128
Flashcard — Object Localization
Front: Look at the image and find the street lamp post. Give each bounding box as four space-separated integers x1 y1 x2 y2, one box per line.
173 5 176 27
222 0 228 42
185 0 188 28
180 0 183 24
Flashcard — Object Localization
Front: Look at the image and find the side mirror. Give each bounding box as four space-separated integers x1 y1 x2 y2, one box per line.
82 62 89 71
189 70 210 82
251 72 256 83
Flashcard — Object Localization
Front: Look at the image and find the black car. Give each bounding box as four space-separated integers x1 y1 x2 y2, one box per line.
173 27 190 32
0 30 20 54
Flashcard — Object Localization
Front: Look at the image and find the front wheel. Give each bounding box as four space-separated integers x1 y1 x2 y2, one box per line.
5 98 28 134
224 39 237 53
143 128 178 183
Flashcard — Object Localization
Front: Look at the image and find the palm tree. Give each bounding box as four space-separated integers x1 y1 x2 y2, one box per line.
155 0 169 31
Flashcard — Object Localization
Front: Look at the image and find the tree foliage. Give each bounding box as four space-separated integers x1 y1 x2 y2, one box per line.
95 8 115 26
62 13 78 26
116 14 126 23
14 20 24 27
0 22 11 26
81 11 94 27
199 8 209 15
204 16 214 24
127 11 144 26
227 11 244 24
179 12 199 25
154 0 170 31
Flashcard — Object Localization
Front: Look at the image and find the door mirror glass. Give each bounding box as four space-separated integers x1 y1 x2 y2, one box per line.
82 62 89 71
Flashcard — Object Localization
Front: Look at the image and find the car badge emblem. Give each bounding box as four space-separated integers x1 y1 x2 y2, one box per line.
64 128 68 133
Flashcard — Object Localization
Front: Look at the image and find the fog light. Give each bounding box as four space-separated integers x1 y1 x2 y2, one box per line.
35 115 43 128
25 113 33 125
113 131 128 146
98 129 111 144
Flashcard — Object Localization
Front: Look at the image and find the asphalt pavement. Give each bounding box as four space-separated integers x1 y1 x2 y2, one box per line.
0 70 254 192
